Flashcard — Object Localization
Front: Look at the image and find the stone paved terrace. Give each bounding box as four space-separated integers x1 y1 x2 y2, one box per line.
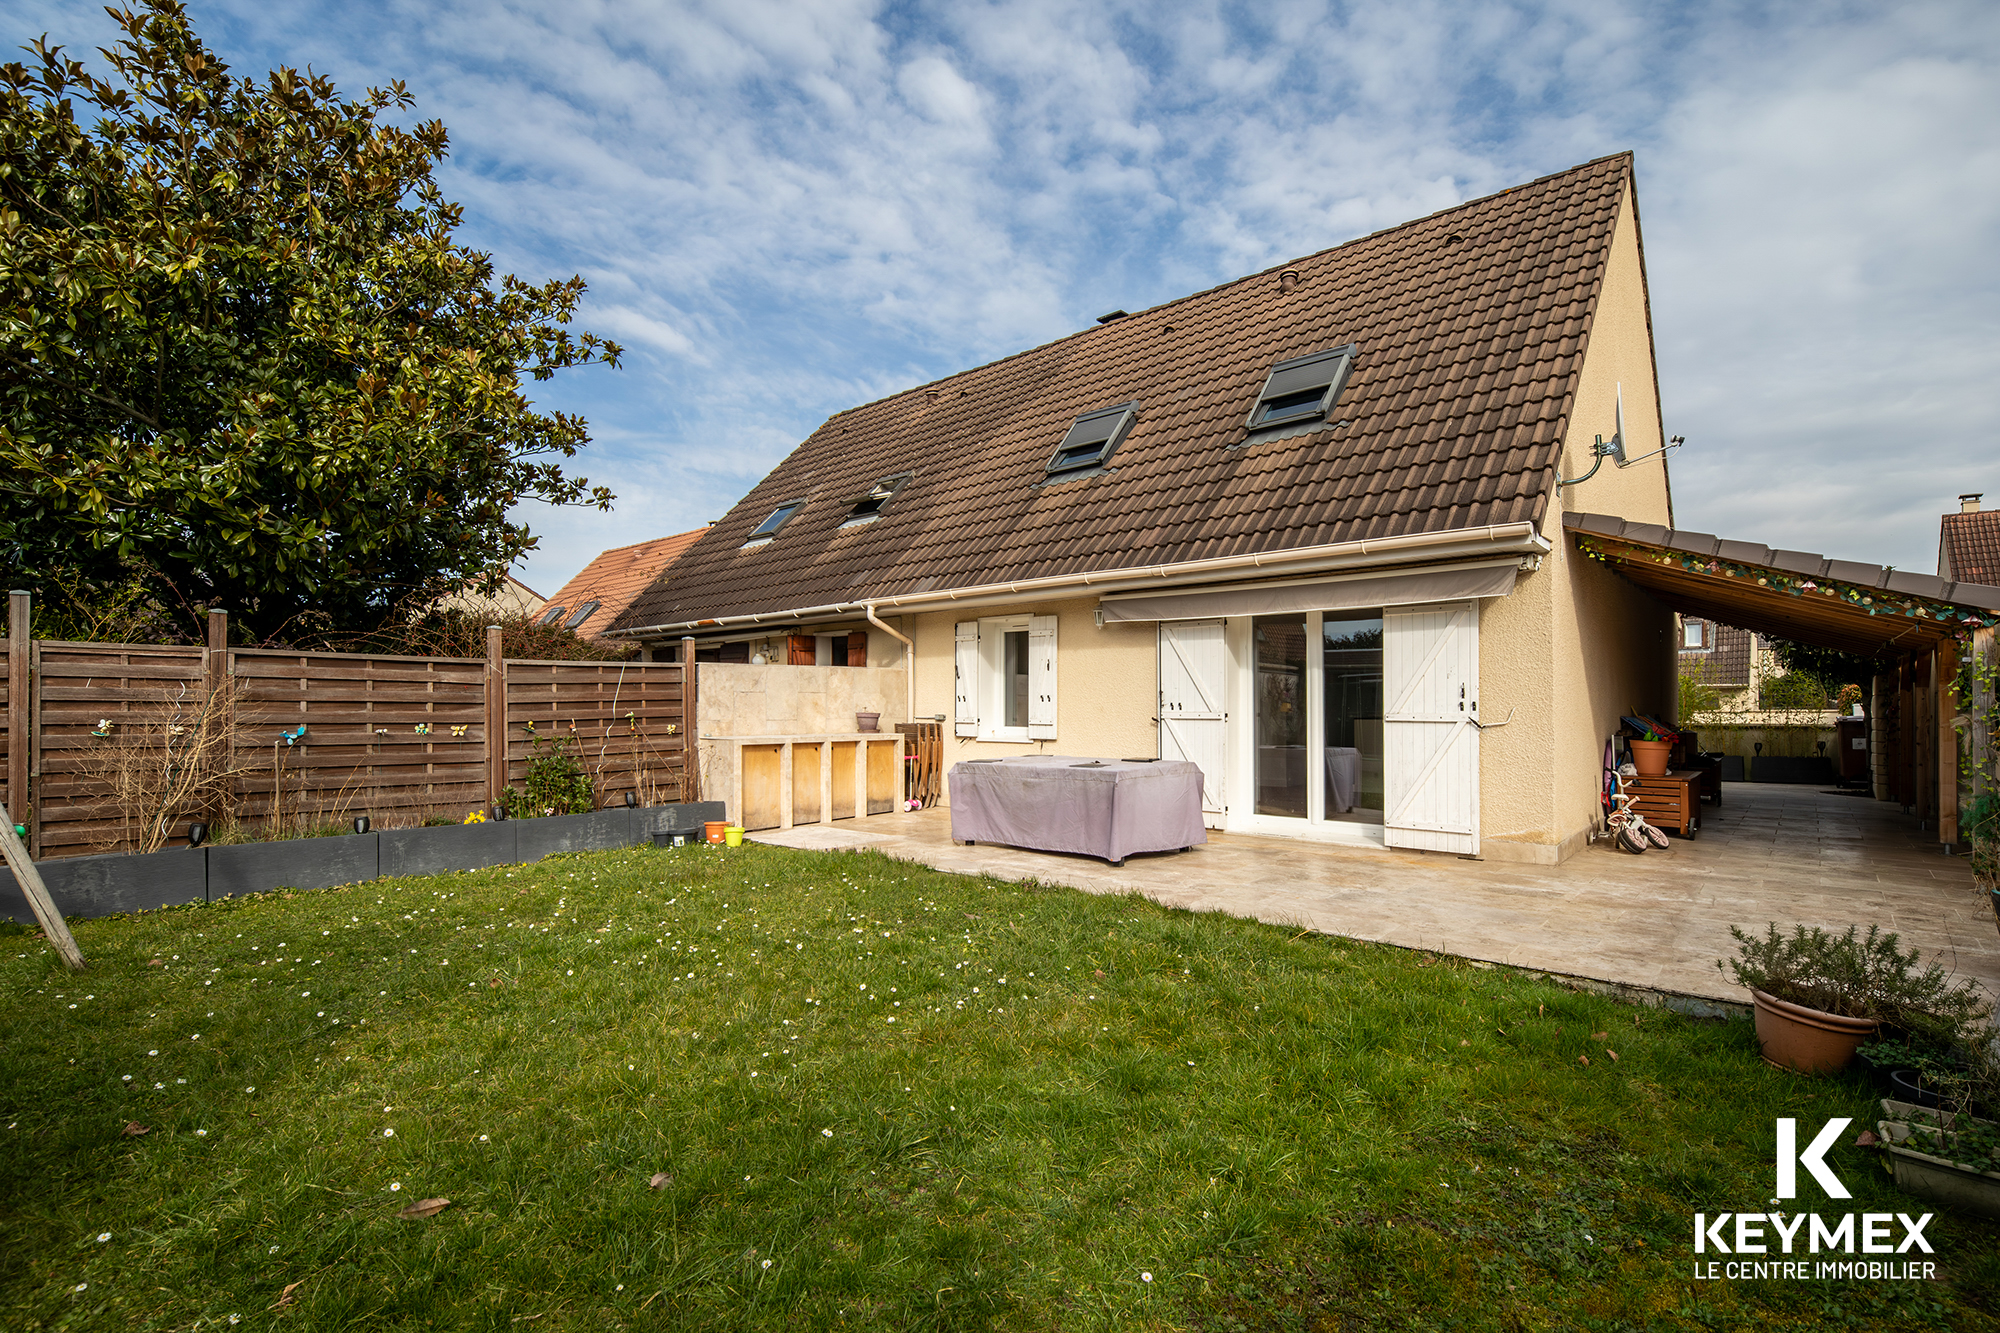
751 783 2000 1011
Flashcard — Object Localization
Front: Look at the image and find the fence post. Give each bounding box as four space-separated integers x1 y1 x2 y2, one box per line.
486 625 506 809
7 592 29 855
681 636 699 803
202 608 231 837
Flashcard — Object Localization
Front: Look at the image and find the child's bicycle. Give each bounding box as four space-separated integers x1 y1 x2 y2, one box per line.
1606 763 1672 854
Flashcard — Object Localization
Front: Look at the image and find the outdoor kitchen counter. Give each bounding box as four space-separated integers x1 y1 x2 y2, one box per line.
946 756 1206 866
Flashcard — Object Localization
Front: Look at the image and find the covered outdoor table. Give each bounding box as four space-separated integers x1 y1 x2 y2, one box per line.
946 756 1207 866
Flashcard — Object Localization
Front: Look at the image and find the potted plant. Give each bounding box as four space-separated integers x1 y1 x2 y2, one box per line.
1875 1045 2000 1219
1719 922 1992 1074
1972 819 1998 940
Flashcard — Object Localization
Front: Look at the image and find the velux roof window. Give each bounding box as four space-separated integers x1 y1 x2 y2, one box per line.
536 604 567 626
841 473 912 527
744 500 805 544
563 600 601 630
1045 401 1138 478
1245 344 1358 435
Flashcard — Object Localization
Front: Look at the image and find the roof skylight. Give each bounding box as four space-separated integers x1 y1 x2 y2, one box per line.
563 600 601 630
841 473 912 526
745 500 805 544
1245 345 1358 435
536 604 567 626
1045 401 1139 477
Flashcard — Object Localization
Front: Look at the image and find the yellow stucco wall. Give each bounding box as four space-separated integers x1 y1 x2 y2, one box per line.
905 597 1159 794
1481 180 1677 863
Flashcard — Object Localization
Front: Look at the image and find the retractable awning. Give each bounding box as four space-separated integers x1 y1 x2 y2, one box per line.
1564 512 2000 656
1095 559 1519 623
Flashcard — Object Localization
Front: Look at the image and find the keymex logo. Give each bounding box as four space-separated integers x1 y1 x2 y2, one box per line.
1688 1118 1937 1282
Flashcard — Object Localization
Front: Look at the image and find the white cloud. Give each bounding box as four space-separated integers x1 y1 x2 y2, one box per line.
8 0 1995 589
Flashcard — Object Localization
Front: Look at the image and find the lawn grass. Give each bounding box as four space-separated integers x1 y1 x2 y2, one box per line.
2 840 1997 1332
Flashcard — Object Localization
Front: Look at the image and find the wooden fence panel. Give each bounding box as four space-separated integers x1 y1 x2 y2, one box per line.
34 643 206 857
503 660 688 808
1 641 12 820
18 638 690 858
229 649 488 829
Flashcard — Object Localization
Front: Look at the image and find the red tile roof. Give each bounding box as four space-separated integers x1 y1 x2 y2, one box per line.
1939 510 2000 585
617 154 1636 633
543 529 706 642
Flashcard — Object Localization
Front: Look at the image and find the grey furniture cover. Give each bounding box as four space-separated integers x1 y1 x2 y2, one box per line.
947 756 1207 864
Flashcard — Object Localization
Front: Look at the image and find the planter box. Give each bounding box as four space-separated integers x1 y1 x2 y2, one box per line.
209 834 379 898
1876 1098 2000 1219
637 802 725 841
379 820 517 879
1 800 722 923
516 809 633 861
0 846 209 922
1748 755 1834 785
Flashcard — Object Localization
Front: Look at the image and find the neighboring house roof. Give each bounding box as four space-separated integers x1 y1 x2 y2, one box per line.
616 153 1637 635
541 529 707 641
433 572 545 620
1939 508 2000 585
1679 619 1751 687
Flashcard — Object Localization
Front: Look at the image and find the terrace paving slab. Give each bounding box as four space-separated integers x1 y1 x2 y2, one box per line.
751 783 2000 1009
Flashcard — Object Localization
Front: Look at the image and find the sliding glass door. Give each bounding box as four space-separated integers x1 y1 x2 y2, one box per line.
1322 614 1384 824
1249 609 1384 825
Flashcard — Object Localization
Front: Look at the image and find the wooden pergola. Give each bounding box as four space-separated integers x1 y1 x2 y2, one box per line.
1565 512 2000 846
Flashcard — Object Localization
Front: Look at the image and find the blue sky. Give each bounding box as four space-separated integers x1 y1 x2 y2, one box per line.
12 1 1999 592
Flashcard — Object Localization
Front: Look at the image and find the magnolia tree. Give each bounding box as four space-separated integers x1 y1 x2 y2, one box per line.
0 2 620 642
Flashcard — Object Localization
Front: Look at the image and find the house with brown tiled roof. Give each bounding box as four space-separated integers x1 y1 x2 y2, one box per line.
1939 494 2000 585
609 153 1679 863
538 528 707 644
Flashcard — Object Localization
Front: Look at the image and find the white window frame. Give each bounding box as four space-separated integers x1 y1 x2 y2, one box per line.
978 615 1033 742
955 614 1057 742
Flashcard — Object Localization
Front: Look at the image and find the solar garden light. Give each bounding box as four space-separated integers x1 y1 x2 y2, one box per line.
352 816 371 834
187 822 208 848
624 791 638 808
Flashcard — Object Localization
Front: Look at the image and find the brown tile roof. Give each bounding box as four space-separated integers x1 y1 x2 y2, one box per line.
543 529 706 642
1680 620 1751 688
616 154 1636 633
1940 510 2000 585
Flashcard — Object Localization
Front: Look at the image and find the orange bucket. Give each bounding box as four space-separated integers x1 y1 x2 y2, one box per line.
703 820 728 845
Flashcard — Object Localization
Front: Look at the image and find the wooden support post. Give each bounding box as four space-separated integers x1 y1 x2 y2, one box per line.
681 637 699 803
1896 657 1914 810
1938 641 1959 846
7 592 28 855
820 740 834 827
778 742 794 830
1915 654 1933 823
485 625 506 810
0 801 83 970
853 738 868 820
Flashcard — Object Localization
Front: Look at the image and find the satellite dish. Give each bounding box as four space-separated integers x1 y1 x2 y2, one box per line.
1605 383 1628 466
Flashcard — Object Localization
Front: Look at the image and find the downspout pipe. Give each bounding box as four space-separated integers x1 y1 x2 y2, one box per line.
864 603 915 731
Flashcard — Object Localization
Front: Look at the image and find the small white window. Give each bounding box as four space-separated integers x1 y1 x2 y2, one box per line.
1682 620 1707 649
954 615 1058 741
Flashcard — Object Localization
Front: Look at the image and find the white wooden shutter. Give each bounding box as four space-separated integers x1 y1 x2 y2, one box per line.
953 621 979 737
1382 602 1479 855
1027 614 1058 739
1158 620 1226 820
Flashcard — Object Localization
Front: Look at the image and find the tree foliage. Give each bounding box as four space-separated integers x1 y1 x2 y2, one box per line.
0 2 619 642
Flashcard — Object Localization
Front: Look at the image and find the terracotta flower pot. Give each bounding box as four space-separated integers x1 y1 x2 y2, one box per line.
855 711 881 733
1630 738 1673 777
1751 988 1878 1074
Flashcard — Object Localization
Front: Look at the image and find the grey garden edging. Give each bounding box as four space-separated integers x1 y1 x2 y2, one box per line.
0 801 724 925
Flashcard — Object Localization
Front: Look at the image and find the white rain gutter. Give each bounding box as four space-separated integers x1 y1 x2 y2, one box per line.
608 521 1550 638
864 603 916 729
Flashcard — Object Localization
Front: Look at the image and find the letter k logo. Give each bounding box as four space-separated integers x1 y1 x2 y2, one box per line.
1776 1118 1851 1199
